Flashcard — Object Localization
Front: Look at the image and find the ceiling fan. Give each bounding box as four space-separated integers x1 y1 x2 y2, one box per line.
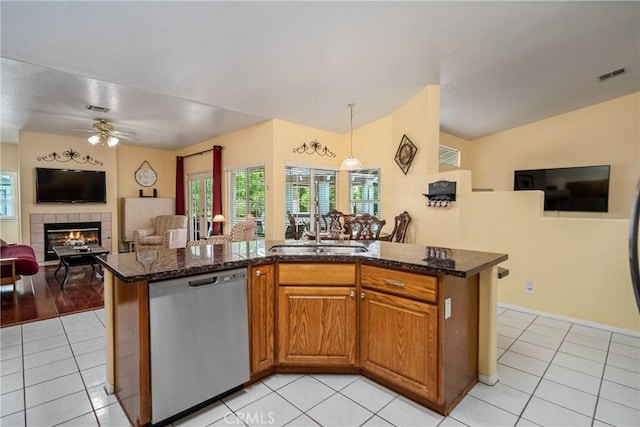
66 119 137 147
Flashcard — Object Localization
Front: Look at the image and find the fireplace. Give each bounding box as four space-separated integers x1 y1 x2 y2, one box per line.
43 222 102 261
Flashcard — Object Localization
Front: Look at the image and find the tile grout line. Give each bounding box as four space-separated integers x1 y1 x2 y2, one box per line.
590 330 614 426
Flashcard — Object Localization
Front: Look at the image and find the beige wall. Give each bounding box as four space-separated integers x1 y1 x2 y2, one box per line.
439 92 640 331
0 143 21 243
466 93 639 219
18 131 119 255
457 191 637 331
116 145 176 199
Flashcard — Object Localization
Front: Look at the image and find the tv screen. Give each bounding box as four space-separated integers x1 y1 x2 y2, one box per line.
514 165 610 212
35 168 107 204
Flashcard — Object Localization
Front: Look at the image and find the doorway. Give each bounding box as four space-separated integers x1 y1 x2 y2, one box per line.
187 173 213 241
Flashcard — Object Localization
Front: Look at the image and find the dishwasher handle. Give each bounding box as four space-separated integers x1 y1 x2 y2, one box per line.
189 276 219 287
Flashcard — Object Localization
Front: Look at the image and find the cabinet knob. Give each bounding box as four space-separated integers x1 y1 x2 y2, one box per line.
349 290 355 298
255 270 261 277
360 292 365 299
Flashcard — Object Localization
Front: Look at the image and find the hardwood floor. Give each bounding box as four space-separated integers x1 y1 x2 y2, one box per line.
0 263 104 327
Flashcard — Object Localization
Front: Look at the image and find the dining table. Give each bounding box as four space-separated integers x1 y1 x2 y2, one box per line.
304 230 390 241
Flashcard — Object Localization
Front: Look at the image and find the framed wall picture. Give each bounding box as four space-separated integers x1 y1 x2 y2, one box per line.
394 134 417 175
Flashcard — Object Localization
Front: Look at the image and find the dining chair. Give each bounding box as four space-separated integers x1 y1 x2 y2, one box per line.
349 213 386 240
287 211 300 240
383 211 411 243
321 210 345 235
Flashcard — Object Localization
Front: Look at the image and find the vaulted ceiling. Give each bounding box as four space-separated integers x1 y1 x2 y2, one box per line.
1 1 638 149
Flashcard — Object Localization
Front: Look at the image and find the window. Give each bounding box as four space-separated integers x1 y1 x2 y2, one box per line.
228 166 265 237
285 166 338 235
349 168 380 216
0 173 17 220
439 145 460 167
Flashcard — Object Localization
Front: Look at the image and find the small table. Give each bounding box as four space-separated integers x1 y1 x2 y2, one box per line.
52 244 110 288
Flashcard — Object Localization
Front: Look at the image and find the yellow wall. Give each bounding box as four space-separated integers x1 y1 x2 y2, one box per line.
0 143 21 243
116 145 176 199
456 190 637 331
443 92 640 331
18 131 119 255
466 93 639 219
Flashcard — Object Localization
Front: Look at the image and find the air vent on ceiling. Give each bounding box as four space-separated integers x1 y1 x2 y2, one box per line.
598 68 626 81
85 104 110 113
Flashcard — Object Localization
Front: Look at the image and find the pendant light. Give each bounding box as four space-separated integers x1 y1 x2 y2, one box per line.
340 103 363 171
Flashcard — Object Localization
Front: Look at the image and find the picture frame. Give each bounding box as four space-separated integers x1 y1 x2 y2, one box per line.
394 134 417 175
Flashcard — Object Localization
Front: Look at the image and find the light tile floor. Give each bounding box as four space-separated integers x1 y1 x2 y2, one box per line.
1 307 639 426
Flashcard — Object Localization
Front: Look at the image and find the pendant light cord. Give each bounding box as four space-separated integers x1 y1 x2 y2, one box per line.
349 103 355 157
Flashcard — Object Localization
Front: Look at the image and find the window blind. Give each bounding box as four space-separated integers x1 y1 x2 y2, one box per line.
228 166 266 236
349 168 380 216
439 145 460 167
285 166 338 235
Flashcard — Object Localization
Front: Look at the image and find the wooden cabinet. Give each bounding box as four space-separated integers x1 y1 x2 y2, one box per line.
277 263 357 366
248 264 275 378
360 288 438 400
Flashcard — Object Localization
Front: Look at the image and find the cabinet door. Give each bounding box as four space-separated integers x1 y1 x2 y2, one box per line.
278 286 356 366
360 289 438 400
249 264 275 377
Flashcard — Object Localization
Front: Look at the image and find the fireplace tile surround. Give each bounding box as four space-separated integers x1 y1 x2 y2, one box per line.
30 212 112 263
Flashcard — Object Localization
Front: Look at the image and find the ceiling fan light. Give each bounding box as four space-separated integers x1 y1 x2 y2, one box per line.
88 135 100 145
107 136 119 147
340 155 363 171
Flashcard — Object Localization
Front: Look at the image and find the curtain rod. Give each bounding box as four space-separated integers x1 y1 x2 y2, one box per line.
181 148 214 159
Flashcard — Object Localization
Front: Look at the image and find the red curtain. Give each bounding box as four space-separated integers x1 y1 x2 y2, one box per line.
213 146 223 234
175 156 185 215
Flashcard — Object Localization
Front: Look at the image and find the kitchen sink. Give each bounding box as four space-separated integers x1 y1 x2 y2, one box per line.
268 243 368 255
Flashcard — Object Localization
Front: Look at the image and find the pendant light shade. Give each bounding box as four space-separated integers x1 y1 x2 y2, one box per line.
340 103 363 171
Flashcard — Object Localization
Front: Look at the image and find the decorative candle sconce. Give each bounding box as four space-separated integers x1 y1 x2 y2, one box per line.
423 180 456 208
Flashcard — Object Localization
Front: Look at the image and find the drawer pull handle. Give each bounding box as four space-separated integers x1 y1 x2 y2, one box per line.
255 270 261 277
383 279 405 287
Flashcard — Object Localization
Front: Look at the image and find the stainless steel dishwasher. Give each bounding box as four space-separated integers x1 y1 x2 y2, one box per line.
149 268 249 424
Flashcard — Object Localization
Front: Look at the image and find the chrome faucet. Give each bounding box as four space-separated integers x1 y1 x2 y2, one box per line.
315 197 321 243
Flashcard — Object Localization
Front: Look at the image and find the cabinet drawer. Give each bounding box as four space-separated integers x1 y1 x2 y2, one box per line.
361 265 437 303
278 263 356 285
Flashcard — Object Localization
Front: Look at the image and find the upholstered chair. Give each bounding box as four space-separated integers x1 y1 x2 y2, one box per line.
228 220 257 242
134 215 188 251
186 236 228 247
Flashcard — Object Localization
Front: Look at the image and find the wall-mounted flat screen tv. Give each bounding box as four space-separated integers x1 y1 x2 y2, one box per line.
35 168 107 204
514 165 610 212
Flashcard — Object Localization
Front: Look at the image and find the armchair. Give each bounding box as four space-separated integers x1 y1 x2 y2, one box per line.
228 220 257 242
1 241 39 304
134 215 188 251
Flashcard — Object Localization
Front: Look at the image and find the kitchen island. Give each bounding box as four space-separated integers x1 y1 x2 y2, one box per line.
99 240 507 426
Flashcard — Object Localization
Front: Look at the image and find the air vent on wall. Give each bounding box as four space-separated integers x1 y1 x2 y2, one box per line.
598 68 626 81
85 104 110 113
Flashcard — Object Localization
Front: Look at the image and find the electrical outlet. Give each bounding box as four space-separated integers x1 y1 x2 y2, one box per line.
525 280 534 295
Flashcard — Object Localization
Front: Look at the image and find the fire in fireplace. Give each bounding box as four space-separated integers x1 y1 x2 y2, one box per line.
44 222 101 261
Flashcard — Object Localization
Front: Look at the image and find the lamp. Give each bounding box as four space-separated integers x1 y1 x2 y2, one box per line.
212 214 226 235
87 119 119 147
340 103 363 171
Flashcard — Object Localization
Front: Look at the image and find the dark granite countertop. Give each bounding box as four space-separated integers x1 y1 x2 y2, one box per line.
98 240 507 283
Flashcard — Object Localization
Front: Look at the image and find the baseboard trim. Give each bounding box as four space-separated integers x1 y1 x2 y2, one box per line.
498 303 640 338
478 373 499 386
104 383 114 395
